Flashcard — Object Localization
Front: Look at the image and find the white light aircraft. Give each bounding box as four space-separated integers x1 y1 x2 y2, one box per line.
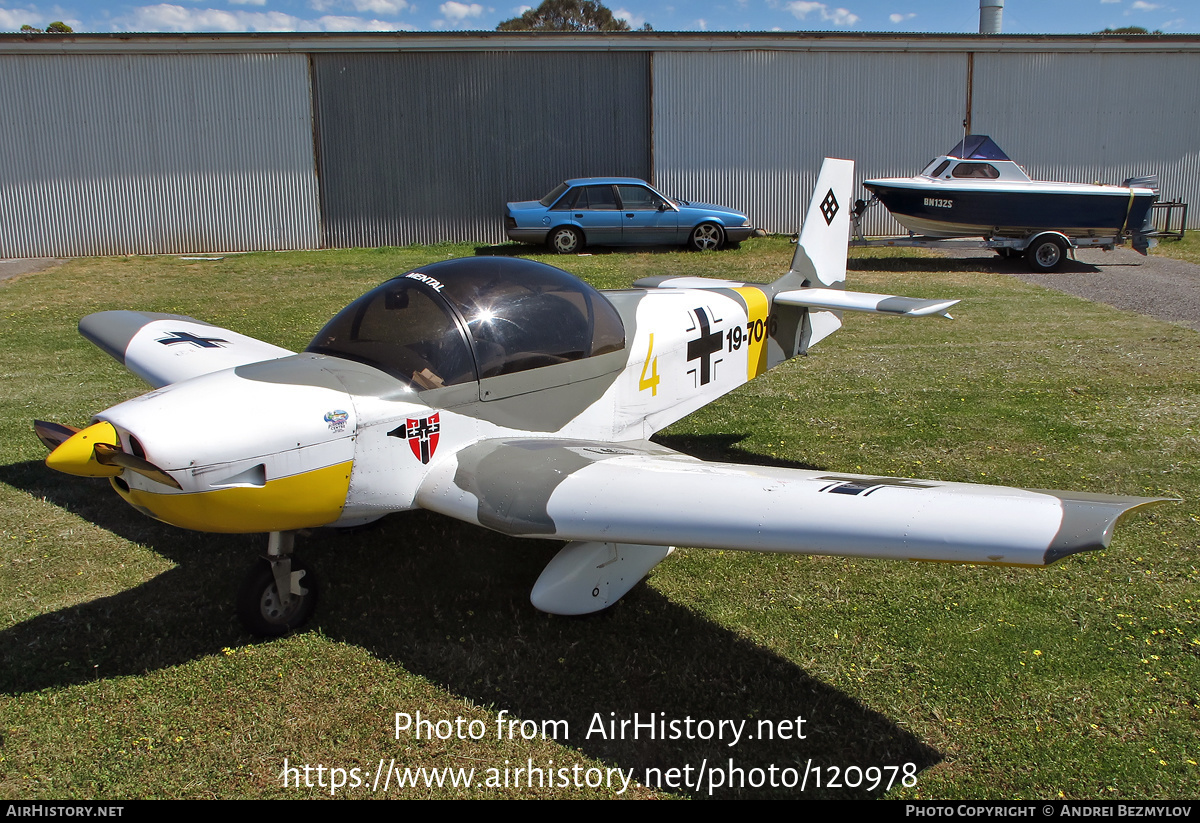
35 159 1165 635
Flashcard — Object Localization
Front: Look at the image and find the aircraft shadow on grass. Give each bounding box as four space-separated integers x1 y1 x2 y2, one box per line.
0 455 939 799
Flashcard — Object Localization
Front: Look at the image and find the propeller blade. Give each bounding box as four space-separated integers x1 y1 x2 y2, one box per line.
33 420 81 452
93 442 182 489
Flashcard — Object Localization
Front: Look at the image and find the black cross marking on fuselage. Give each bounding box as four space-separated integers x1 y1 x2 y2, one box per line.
686 307 723 386
157 331 229 348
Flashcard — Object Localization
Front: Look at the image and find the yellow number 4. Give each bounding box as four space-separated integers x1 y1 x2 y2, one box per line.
638 333 660 396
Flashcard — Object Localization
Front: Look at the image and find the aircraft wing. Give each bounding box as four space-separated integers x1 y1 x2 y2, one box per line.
79 310 294 388
417 437 1163 567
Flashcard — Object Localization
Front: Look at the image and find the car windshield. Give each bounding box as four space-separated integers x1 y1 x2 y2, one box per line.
539 182 570 207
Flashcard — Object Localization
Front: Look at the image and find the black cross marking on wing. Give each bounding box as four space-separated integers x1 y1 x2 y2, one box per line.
157 331 228 348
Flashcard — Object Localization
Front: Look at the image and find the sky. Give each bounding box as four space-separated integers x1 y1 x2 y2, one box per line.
0 0 1193 35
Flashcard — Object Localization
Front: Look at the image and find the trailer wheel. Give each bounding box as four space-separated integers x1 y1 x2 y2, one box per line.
1026 236 1067 272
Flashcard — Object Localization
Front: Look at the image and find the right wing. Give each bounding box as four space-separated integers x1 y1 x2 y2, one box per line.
80 311 293 388
417 437 1164 567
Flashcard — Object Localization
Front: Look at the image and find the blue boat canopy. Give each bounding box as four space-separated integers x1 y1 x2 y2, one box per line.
948 135 1011 161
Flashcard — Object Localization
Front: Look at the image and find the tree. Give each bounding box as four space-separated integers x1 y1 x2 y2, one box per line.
1096 26 1161 34
20 21 74 32
496 0 648 32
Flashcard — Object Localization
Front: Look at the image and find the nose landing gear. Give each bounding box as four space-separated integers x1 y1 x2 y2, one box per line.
237 531 318 636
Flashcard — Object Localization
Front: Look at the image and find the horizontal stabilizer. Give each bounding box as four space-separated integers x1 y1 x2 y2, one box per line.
80 311 293 388
775 288 959 318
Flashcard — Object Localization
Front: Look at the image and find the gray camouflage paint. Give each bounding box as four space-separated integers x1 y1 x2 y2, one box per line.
451 438 678 536
79 311 214 365
1039 490 1169 564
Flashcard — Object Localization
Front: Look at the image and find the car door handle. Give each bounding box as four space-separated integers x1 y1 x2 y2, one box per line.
574 213 583 218
626 213 635 218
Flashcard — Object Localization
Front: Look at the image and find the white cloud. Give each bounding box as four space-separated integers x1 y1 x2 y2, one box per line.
0 7 41 29
889 11 916 23
1130 0 1159 8
317 13 413 29
1099 0 1120 4
309 0 410 14
614 7 645 28
113 3 413 32
349 0 410 14
229 0 268 6
694 17 707 29
782 1 859 26
440 1 483 20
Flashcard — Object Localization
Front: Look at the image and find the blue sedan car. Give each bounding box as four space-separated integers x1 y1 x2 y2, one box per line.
505 177 755 253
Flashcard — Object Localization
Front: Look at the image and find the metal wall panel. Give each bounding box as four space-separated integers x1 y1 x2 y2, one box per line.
311 51 650 248
652 50 969 237
654 48 1200 237
971 51 1200 213
0 53 319 257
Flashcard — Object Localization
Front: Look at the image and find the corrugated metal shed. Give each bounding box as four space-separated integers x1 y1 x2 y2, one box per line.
652 49 968 236
311 51 650 248
0 52 319 257
970 51 1200 206
1 32 1198 256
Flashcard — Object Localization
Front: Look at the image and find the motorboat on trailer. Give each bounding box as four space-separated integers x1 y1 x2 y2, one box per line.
862 135 1158 243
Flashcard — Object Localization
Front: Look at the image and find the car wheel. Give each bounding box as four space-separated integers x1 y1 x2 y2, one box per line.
550 226 583 254
689 222 723 251
1025 235 1067 272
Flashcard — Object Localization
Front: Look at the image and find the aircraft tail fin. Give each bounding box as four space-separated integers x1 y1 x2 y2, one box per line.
769 157 855 351
776 157 855 292
770 157 957 353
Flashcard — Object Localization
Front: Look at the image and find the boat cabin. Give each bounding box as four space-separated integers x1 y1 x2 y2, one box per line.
918 135 1032 183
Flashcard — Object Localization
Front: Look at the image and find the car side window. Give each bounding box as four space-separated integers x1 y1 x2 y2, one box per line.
579 185 619 210
549 187 578 210
616 186 661 210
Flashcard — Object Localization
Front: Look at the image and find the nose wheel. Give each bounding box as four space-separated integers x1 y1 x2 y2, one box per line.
236 531 318 636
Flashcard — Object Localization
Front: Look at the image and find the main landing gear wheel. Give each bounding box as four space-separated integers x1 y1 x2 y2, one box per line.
550 226 582 254
237 557 317 637
1025 236 1067 272
689 222 723 251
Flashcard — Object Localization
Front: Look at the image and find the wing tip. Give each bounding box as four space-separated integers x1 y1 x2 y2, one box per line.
1036 491 1177 564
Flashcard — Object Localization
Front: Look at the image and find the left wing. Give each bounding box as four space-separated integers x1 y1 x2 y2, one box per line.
416 438 1165 613
80 310 293 388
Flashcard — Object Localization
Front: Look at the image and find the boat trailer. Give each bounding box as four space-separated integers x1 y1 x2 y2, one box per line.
849 196 1161 273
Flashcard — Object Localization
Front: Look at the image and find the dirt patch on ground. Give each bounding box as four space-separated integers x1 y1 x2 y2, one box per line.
0 258 63 284
936 245 1200 333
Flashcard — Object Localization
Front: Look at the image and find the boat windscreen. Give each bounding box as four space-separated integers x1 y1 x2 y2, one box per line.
947 135 1011 161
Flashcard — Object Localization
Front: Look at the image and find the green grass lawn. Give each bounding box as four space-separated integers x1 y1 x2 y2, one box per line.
1152 232 1199 265
1 239 1197 799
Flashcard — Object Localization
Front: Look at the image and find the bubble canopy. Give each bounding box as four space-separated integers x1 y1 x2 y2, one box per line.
306 257 627 391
